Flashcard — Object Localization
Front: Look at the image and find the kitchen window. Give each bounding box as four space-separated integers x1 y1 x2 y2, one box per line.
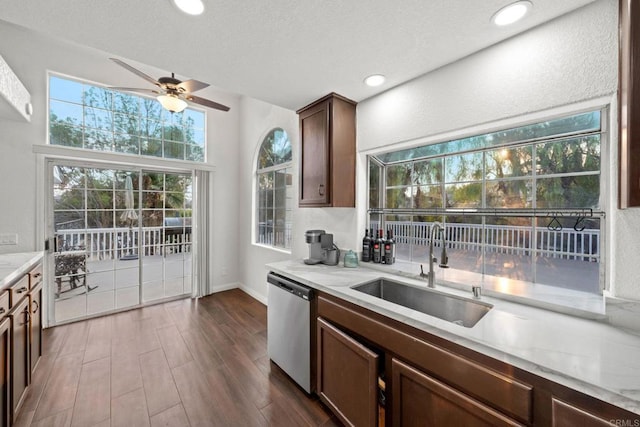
48 74 206 162
256 128 293 250
368 110 605 294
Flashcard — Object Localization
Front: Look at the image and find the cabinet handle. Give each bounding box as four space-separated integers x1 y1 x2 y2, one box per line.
0 308 4 315
33 272 42 280
32 300 39 314
22 308 30 326
16 286 27 294
319 184 325 196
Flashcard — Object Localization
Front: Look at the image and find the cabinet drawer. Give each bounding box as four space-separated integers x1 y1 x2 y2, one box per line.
318 295 533 424
28 264 43 289
0 291 8 319
9 275 29 308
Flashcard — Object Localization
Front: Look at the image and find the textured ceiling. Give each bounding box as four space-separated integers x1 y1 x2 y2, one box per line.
0 0 596 110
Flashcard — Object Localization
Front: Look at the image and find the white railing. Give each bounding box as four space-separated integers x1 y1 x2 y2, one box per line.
372 221 599 262
257 222 293 249
56 227 192 261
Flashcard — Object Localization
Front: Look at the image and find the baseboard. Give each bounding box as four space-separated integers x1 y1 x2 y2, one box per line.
238 283 268 306
208 282 239 294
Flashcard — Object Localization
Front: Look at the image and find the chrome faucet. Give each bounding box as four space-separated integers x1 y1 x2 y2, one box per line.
420 222 449 288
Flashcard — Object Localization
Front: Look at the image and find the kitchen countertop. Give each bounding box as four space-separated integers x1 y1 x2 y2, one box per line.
0 251 44 289
266 259 640 416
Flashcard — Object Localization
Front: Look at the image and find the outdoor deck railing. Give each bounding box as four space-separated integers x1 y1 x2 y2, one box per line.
56 226 192 261
373 221 600 262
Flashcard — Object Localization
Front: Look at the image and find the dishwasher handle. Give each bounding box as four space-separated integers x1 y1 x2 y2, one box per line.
268 272 314 300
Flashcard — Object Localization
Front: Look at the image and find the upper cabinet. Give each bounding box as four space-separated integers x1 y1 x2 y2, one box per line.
297 93 356 207
619 0 640 207
0 54 32 122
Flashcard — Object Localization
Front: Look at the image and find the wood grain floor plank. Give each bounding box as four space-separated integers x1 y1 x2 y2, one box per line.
111 351 143 399
217 345 274 410
71 357 111 427
111 387 150 427
33 351 84 422
31 408 72 427
42 324 69 357
58 322 89 357
157 324 193 368
149 403 190 427
179 328 224 373
83 316 113 364
12 409 34 427
139 348 181 416
174 361 266 427
19 354 56 412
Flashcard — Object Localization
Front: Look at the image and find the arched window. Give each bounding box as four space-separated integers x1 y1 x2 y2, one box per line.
256 128 293 249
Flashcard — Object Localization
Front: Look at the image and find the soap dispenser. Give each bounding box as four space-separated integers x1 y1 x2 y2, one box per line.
344 250 359 268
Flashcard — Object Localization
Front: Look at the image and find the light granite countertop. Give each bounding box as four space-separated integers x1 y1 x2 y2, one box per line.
0 252 44 289
266 259 640 416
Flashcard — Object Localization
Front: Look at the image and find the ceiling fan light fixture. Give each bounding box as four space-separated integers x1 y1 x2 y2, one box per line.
491 1 532 26
172 0 205 16
157 94 188 113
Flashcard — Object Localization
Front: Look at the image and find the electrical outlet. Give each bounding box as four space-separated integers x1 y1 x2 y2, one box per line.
0 233 18 245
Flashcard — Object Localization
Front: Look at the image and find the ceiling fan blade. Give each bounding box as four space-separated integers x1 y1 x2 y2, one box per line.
177 79 210 93
109 87 161 95
186 94 230 112
110 58 160 88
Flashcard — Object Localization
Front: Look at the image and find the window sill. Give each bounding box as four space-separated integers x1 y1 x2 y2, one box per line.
362 259 607 320
252 243 291 255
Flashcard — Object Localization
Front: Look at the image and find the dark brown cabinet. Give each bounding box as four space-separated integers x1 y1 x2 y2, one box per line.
313 291 640 426
297 93 356 207
0 313 10 427
619 0 640 207
9 297 29 420
317 317 379 427
28 282 42 374
391 358 522 427
551 398 620 427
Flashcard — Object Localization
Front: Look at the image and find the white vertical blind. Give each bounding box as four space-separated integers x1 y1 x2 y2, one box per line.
193 169 210 297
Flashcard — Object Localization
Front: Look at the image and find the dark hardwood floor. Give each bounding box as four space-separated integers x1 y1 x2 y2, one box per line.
14 289 340 427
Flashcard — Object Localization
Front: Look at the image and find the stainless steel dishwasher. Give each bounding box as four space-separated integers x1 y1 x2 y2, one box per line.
267 272 314 393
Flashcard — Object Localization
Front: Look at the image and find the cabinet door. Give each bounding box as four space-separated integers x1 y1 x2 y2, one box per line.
391 358 523 427
299 101 330 206
0 318 10 427
10 298 29 420
29 283 42 374
317 317 378 427
551 398 623 427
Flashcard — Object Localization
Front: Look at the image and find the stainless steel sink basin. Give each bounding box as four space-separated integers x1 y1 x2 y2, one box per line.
352 278 492 327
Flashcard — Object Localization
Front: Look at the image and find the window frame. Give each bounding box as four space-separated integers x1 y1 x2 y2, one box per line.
47 72 207 163
255 128 293 251
367 107 607 294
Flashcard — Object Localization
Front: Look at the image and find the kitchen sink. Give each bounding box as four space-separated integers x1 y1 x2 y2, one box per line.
352 278 492 327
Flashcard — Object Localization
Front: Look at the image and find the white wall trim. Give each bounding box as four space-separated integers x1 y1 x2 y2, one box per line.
359 95 615 158
205 282 239 295
238 283 268 306
33 144 216 172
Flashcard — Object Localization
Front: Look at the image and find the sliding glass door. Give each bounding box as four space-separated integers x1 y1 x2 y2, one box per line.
49 161 193 324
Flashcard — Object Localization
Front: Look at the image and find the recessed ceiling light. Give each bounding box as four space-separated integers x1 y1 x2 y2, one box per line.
172 0 205 15
364 74 386 87
491 1 532 26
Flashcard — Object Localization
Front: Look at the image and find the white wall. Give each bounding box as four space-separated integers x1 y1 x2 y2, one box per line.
236 97 298 302
0 20 241 291
357 0 640 301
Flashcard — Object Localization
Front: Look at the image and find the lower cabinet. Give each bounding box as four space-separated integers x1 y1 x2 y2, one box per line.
551 398 616 427
0 318 10 427
317 317 379 427
391 358 523 427
28 283 42 374
9 297 29 421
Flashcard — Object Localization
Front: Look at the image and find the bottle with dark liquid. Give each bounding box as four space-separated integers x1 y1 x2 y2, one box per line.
373 230 382 263
369 228 375 261
379 229 386 264
384 229 396 265
362 229 371 262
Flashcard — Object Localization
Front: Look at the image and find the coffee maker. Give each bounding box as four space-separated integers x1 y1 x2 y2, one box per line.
304 230 340 266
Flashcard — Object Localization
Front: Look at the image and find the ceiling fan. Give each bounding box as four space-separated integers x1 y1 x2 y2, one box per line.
109 58 230 113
